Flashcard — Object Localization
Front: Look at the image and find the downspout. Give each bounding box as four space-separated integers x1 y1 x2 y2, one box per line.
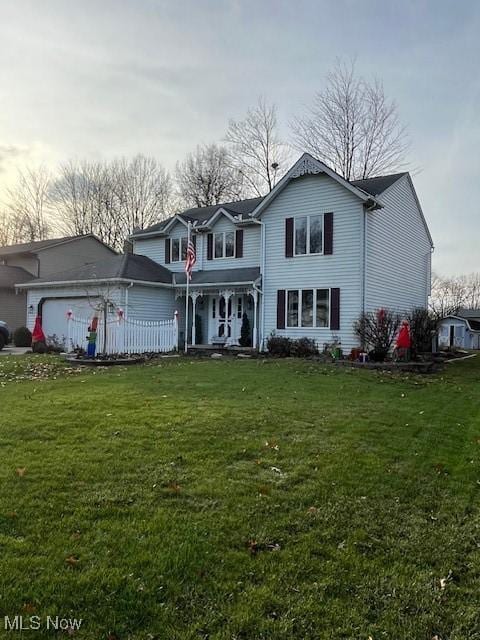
259 220 266 351
125 281 134 318
362 206 367 315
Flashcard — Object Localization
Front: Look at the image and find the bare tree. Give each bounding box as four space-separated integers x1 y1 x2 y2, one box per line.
50 155 173 250
225 97 290 196
291 59 409 180
429 273 468 319
3 166 51 242
113 155 174 230
176 144 245 207
0 210 23 246
461 273 480 309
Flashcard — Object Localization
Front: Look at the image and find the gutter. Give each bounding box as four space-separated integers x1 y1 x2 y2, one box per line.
16 277 174 290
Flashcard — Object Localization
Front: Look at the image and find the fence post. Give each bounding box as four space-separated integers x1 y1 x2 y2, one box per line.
66 310 73 352
174 311 179 351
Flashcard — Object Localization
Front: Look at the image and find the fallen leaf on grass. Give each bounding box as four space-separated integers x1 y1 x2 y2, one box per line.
65 555 79 567
22 602 36 613
15 468 26 477
307 506 318 514
167 481 181 494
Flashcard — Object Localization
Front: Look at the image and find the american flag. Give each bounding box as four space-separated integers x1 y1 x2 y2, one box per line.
185 235 196 280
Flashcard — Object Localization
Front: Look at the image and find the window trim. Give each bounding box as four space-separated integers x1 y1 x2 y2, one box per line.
285 287 331 329
213 231 236 259
293 214 325 257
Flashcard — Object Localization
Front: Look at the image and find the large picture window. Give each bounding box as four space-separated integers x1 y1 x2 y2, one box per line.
214 231 235 259
286 288 330 328
294 214 323 255
170 237 188 262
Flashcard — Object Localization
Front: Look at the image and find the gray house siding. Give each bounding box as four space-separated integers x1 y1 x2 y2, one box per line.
4 254 39 276
365 175 432 312
37 236 116 278
261 173 364 351
0 289 26 332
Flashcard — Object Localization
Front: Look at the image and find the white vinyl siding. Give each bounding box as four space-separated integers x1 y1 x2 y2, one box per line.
262 173 364 350
205 217 260 270
365 175 432 312
133 222 197 273
125 285 176 321
133 216 260 272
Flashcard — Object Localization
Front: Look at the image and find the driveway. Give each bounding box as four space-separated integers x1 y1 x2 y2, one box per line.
0 346 31 356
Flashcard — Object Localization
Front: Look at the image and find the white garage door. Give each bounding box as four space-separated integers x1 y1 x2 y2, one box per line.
42 297 101 341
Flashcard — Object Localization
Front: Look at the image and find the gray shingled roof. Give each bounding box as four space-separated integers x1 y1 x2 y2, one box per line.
0 265 33 288
20 254 172 286
133 172 406 239
456 308 480 319
351 173 407 196
132 197 264 237
0 235 116 257
175 267 261 286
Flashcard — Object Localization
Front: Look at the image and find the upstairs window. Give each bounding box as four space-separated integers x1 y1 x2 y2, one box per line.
294 214 323 256
214 231 235 259
171 237 188 262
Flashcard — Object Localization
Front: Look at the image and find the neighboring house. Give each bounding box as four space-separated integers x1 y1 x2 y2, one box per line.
438 310 480 350
18 154 433 351
1 235 116 332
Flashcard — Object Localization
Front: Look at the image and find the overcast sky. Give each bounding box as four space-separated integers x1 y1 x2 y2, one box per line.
1 0 479 274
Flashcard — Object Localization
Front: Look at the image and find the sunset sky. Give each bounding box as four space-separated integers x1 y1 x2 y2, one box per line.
1 0 479 274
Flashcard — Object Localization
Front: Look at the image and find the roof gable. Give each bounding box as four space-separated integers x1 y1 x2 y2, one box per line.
251 154 381 219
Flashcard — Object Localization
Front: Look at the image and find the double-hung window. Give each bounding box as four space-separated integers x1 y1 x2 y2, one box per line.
214 231 235 258
286 289 330 328
171 237 188 262
294 214 323 255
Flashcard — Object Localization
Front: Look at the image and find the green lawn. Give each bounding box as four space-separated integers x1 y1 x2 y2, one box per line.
1 354 480 639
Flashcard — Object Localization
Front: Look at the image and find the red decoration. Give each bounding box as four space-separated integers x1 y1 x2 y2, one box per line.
32 316 46 344
396 321 411 349
117 308 124 319
66 309 73 319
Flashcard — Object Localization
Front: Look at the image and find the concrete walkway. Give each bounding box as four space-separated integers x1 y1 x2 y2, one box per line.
0 346 31 356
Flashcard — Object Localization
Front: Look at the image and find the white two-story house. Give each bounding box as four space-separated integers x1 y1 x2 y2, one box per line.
19 154 433 351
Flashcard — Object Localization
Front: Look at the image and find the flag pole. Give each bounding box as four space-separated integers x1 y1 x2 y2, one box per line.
184 222 190 354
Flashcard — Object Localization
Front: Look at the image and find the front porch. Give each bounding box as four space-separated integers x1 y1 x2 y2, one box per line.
175 286 260 350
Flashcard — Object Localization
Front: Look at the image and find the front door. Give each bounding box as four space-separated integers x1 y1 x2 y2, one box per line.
210 295 243 344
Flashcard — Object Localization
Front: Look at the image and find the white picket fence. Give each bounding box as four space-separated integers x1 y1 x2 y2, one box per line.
65 313 178 355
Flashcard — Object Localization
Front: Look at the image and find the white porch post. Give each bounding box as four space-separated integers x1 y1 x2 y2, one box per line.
190 291 200 345
220 289 234 344
252 289 258 350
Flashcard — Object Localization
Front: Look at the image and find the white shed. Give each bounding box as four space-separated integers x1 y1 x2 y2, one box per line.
438 310 480 350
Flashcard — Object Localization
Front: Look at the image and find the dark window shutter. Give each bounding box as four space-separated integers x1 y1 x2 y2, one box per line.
165 238 171 264
324 212 333 255
285 218 294 257
235 229 244 258
207 233 213 260
277 290 286 329
330 288 340 330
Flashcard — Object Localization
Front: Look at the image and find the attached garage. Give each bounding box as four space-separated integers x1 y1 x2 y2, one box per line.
41 297 102 342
